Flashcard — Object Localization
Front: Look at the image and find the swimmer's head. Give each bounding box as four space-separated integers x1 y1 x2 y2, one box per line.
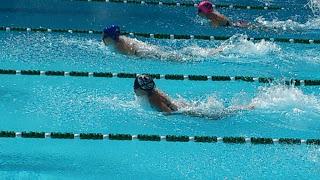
102 25 120 42
134 75 155 96
198 1 213 15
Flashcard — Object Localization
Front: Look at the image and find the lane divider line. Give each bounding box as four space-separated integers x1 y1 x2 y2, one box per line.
71 0 283 10
1 130 319 145
0 69 320 86
1 26 319 45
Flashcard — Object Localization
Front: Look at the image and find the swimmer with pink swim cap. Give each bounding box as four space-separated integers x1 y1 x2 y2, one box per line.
197 1 249 27
198 1 214 14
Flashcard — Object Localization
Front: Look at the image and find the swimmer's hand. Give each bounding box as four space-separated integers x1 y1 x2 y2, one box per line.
232 20 250 28
168 109 218 119
247 104 255 110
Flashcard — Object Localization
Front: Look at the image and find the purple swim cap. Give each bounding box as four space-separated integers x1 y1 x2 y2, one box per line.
103 25 120 41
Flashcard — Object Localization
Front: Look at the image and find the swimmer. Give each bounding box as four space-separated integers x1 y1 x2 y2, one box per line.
103 25 224 59
134 74 254 119
197 1 251 28
134 74 178 113
102 25 184 59
102 25 141 56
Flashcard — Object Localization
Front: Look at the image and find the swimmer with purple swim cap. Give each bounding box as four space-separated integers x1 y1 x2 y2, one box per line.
197 1 249 28
102 25 224 59
102 25 141 56
102 25 185 59
103 25 120 42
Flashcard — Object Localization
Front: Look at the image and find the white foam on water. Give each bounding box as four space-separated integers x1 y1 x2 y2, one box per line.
250 85 320 132
255 16 320 31
63 34 280 63
1 31 283 63
153 34 281 61
89 95 139 110
191 15 212 26
307 0 320 16
172 94 252 119
59 35 112 55
219 34 281 57
251 85 320 112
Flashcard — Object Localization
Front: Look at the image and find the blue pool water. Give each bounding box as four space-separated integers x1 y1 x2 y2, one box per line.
1 0 320 179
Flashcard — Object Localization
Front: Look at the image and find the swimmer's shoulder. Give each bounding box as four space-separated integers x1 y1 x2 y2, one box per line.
157 91 178 111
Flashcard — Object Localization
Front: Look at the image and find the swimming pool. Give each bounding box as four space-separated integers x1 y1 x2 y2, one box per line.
1 0 320 179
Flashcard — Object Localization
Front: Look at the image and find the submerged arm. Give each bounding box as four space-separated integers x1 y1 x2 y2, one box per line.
177 104 255 119
149 95 175 113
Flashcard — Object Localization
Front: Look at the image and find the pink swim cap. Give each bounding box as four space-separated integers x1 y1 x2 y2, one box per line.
198 1 213 14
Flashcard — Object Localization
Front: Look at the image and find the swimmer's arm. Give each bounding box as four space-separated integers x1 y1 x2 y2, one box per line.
225 104 255 114
158 101 175 113
182 104 255 119
122 44 139 55
149 96 175 113
177 110 221 119
210 46 224 55
210 12 231 27
117 37 140 55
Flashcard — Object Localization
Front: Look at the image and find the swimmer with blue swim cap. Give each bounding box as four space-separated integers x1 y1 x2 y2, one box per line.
102 25 189 59
103 25 120 42
102 25 223 59
102 25 142 56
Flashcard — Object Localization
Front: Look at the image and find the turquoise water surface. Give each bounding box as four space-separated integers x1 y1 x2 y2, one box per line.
1 0 320 179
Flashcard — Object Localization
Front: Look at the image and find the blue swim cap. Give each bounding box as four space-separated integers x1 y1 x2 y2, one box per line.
103 25 120 41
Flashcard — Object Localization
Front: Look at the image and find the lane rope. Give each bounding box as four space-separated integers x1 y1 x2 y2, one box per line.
0 69 320 86
71 0 283 10
1 26 319 45
0 130 319 145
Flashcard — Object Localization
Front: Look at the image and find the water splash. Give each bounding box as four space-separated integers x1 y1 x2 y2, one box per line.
191 15 212 26
139 34 281 61
165 84 320 121
257 0 274 6
61 36 104 51
89 95 139 110
307 0 320 16
218 34 281 59
61 34 275 62
250 85 320 131
255 16 320 31
175 94 224 112
124 37 184 61
24 81 320 126
251 85 320 111
252 85 320 117
179 45 224 58
0 31 282 63
172 94 252 119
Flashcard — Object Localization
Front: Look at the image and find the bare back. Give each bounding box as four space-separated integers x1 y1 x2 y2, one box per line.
115 36 141 55
148 90 178 113
206 11 230 27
